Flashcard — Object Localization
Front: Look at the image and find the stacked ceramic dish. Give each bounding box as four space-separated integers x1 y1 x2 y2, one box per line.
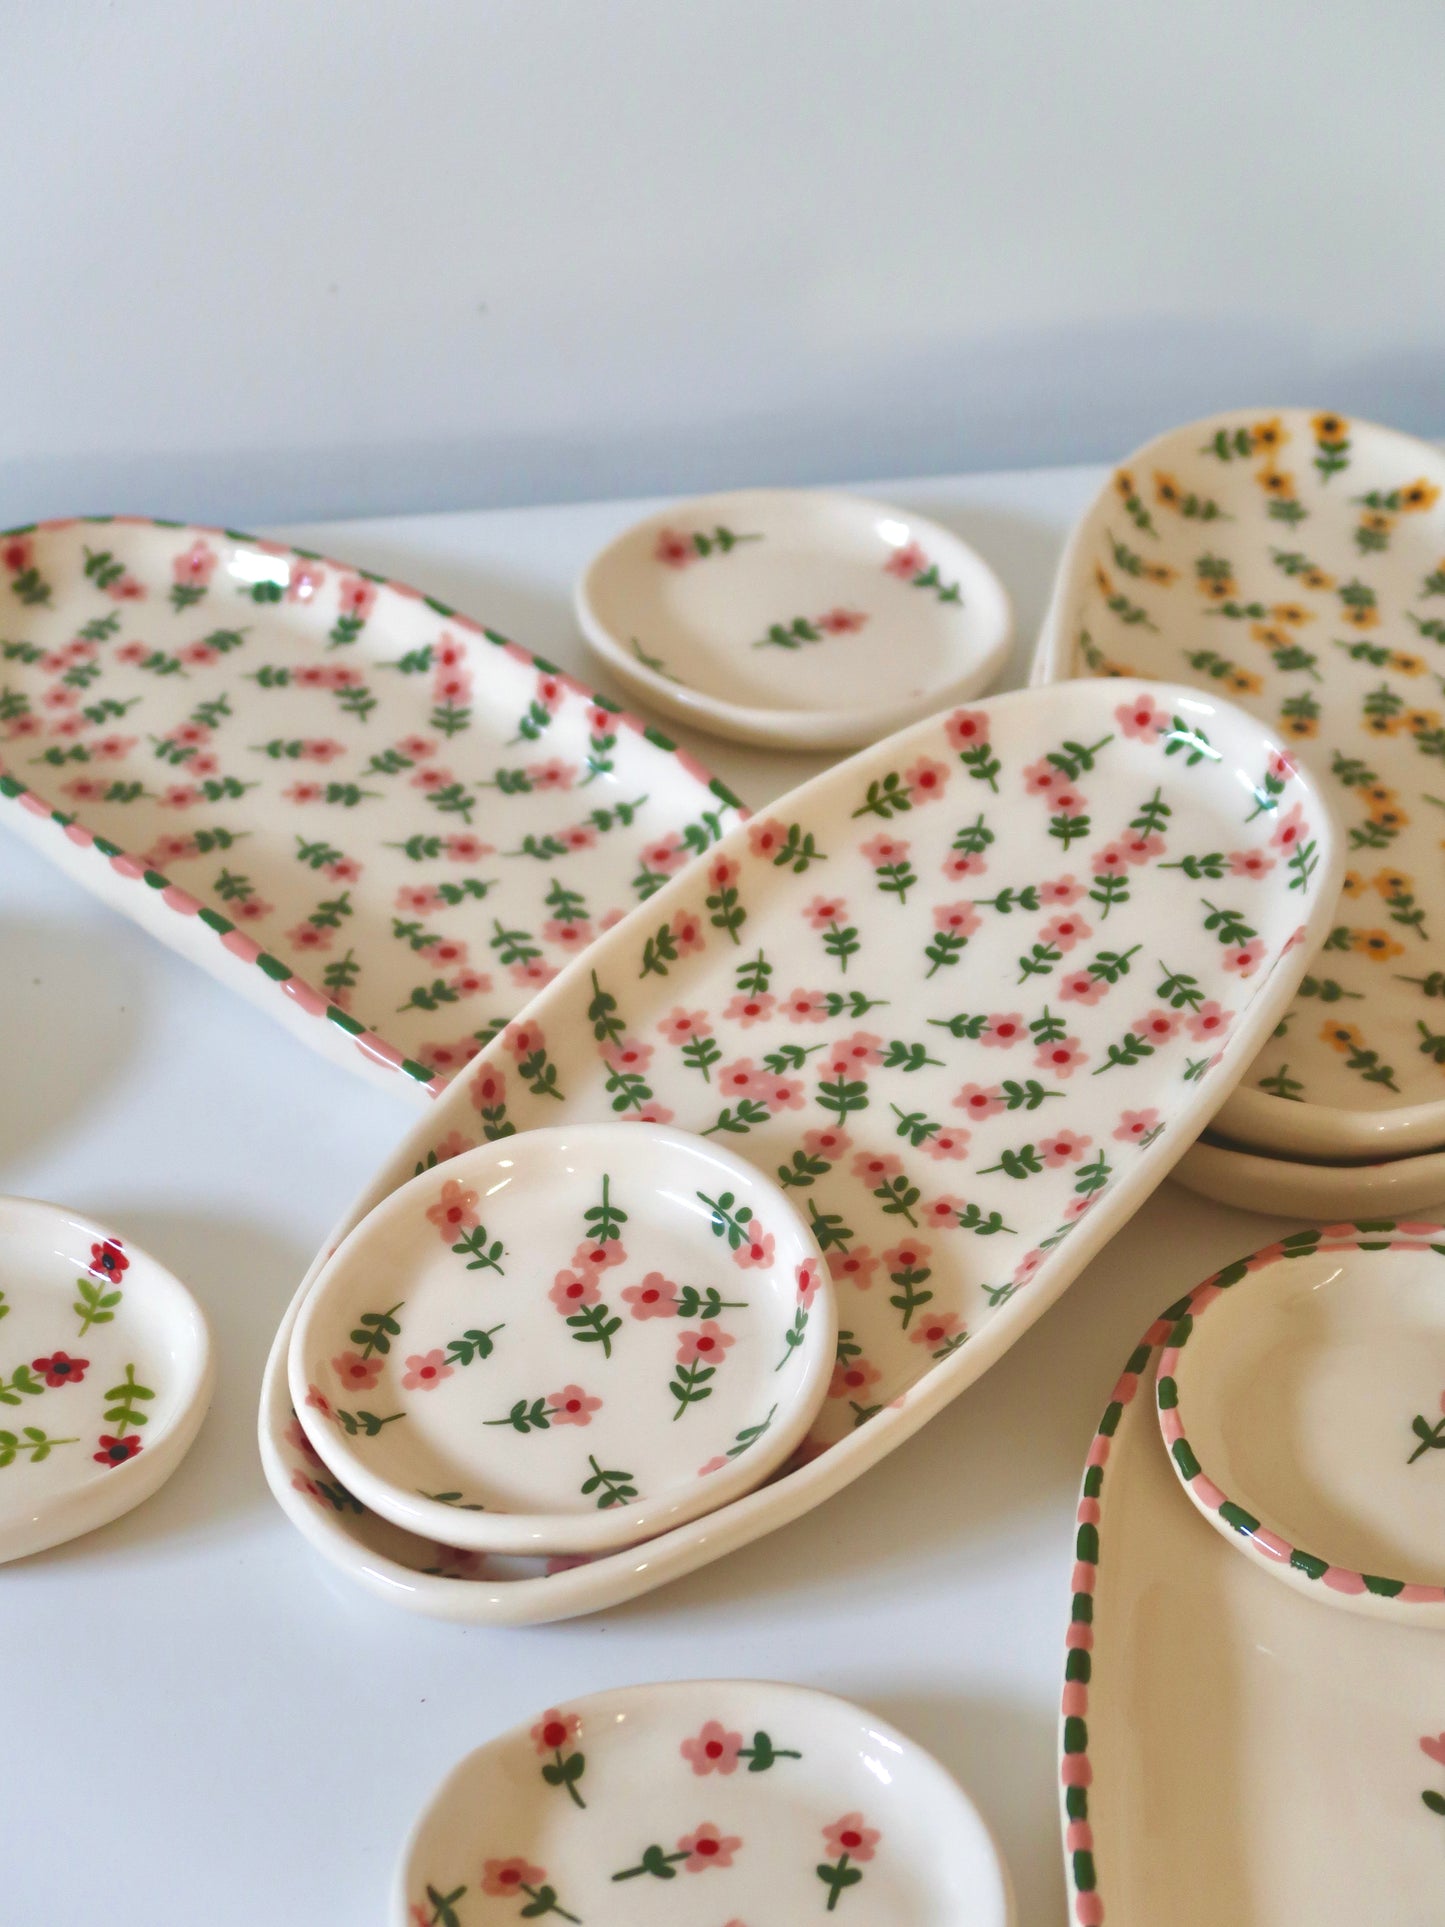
1034 410 1445 1216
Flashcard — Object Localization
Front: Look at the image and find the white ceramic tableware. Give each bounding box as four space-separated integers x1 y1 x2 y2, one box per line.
260 677 1340 1622
1033 408 1445 1162
1060 1225 1445 1926
577 488 1013 750
0 516 743 1097
397 1679 1014 1927
288 1124 833 1555
1172 1131 1445 1218
0 1196 212 1563
1156 1221 1445 1621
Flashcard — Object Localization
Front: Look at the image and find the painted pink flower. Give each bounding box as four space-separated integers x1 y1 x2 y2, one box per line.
1034 1034 1088 1077
677 1322 736 1366
944 708 990 752
107 573 145 601
796 1257 823 1307
678 1823 741 1872
852 1149 902 1183
535 672 564 712
954 1081 1005 1120
332 575 375 619
1186 999 1234 1042
642 835 688 872
396 884 442 913
481 1858 547 1898
709 854 740 891
446 832 490 860
911 1310 965 1351
304 1383 334 1419
923 1126 971 1160
1114 1108 1161 1144
302 738 345 763
550 1384 602 1427
425 1177 479 1239
817 605 868 634
401 1350 452 1392
733 1225 776 1269
284 1416 323 1466
1229 848 1275 878
681 1722 744 1774
586 703 615 736
1116 692 1168 739
531 1708 581 1756
449 968 490 997
1041 911 1092 952
832 1031 885 1068
1039 874 1085 904
885 539 927 578
411 765 453 793
542 918 593 949
1058 968 1108 1005
285 922 332 952
434 668 472 705
764 1074 805 1111
326 856 363 882
942 846 988 880
602 1035 653 1075
285 561 325 603
1269 749 1299 782
430 1131 477 1165
550 1270 600 1313
284 782 323 805
623 1100 677 1126
1270 803 1308 851
982 1012 1026 1048
1134 1008 1181 1045
1013 1248 1046 1286
1091 842 1130 878
823 1814 881 1862
331 1350 383 1392
622 1272 679 1319
1223 937 1266 975
292 1471 321 1503
659 1007 711 1046
746 818 789 860
1064 1192 1099 1222
716 1057 764 1099
655 528 696 567
1023 758 1065 796
783 988 829 1024
572 1237 627 1277
528 758 577 791
828 1245 879 1290
830 1356 882 1399
723 990 775 1026
180 642 217 667
802 1125 852 1160
881 1238 931 1275
417 1040 475 1074
804 893 848 929
469 1063 507 1110
1040 1129 1091 1167
933 900 981 940
860 832 909 869
1120 830 1165 864
922 1194 968 1228
904 755 950 803
510 957 558 990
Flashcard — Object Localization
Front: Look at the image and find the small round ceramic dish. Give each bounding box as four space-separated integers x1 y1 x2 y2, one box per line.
576 488 1013 749
289 1124 834 1555
0 1196 213 1564
1156 1220 1445 1621
395 1679 1014 1926
1173 1131 1445 1219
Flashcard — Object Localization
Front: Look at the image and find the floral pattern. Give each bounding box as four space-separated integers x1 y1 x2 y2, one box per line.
1051 409 1445 1116
0 517 743 1091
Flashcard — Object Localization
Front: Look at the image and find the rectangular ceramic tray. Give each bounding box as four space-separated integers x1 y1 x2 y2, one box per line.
261 676 1343 1622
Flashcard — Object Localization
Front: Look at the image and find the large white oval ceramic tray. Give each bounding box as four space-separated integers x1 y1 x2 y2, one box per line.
0 517 743 1097
397 1680 1013 1927
1060 1221 1445 1926
0 1196 212 1563
577 488 1013 749
289 1124 833 1554
1034 409 1445 1161
1173 1131 1445 1218
260 679 1340 1621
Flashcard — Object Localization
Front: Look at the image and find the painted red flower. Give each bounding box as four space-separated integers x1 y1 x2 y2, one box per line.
89 1239 128 1284
33 1351 88 1387
2 535 34 573
885 540 926 579
531 1707 581 1755
93 1434 142 1468
655 528 697 567
337 575 376 618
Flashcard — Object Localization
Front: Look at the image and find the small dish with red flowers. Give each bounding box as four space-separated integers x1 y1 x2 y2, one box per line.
577 488 1013 750
396 1678 1014 1926
288 1124 835 1556
0 1195 212 1564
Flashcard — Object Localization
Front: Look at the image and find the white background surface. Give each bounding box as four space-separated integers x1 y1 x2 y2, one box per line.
6 465 1425 1924
5 1 1445 527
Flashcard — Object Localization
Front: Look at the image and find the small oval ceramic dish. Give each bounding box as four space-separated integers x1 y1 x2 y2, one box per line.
0 1196 212 1563
577 488 1013 749
1173 1131 1445 1219
1033 408 1445 1162
1156 1220 1445 1622
288 1124 833 1555
0 516 743 1099
396 1679 1014 1927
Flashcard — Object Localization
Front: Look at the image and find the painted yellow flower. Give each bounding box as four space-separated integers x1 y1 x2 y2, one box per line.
1362 710 1405 736
1258 466 1295 499
1251 622 1290 650
1199 575 1237 601
1341 870 1367 897
1313 412 1348 441
1320 1019 1364 1054
1343 604 1381 629
1400 479 1440 513
1359 509 1393 535
1154 471 1182 508
1299 565 1334 590
1113 469 1136 502
1389 651 1426 676
1141 561 1177 585
1361 781 1397 809
1279 712 1319 739
1372 868 1412 899
1368 801 1410 832
1405 707 1443 734
1350 928 1405 962
1252 417 1287 452
1225 667 1263 695
1094 564 1115 598
1270 602 1312 626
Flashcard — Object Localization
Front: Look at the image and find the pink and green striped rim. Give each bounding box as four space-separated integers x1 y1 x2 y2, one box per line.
0 515 745 1094
1157 1219 1445 1605
1060 1219 1445 1925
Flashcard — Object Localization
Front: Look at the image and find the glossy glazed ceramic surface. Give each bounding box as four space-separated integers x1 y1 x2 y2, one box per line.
0 1196 212 1563
1060 1243 1445 1925
1157 1223 1445 1620
289 1125 832 1554
577 489 1013 749
1035 410 1445 1159
259 678 1341 1621
0 518 743 1096
397 1680 1013 1926
1173 1132 1445 1218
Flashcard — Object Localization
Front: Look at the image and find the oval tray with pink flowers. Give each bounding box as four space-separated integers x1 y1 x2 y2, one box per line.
260 677 1342 1622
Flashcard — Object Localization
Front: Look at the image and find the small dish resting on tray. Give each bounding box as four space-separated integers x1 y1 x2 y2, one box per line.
0 517 743 1096
1034 408 1445 1162
260 677 1341 1622
1172 1130 1445 1218
397 1679 1014 1927
0 1196 212 1563
577 488 1013 749
288 1124 833 1555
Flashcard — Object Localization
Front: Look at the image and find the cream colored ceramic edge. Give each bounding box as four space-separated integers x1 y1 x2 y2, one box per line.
576 489 1014 750
0 1196 214 1563
392 1679 1016 1927
257 679 1344 1623
286 1123 836 1555
1030 411 1445 1162
1171 1134 1445 1217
